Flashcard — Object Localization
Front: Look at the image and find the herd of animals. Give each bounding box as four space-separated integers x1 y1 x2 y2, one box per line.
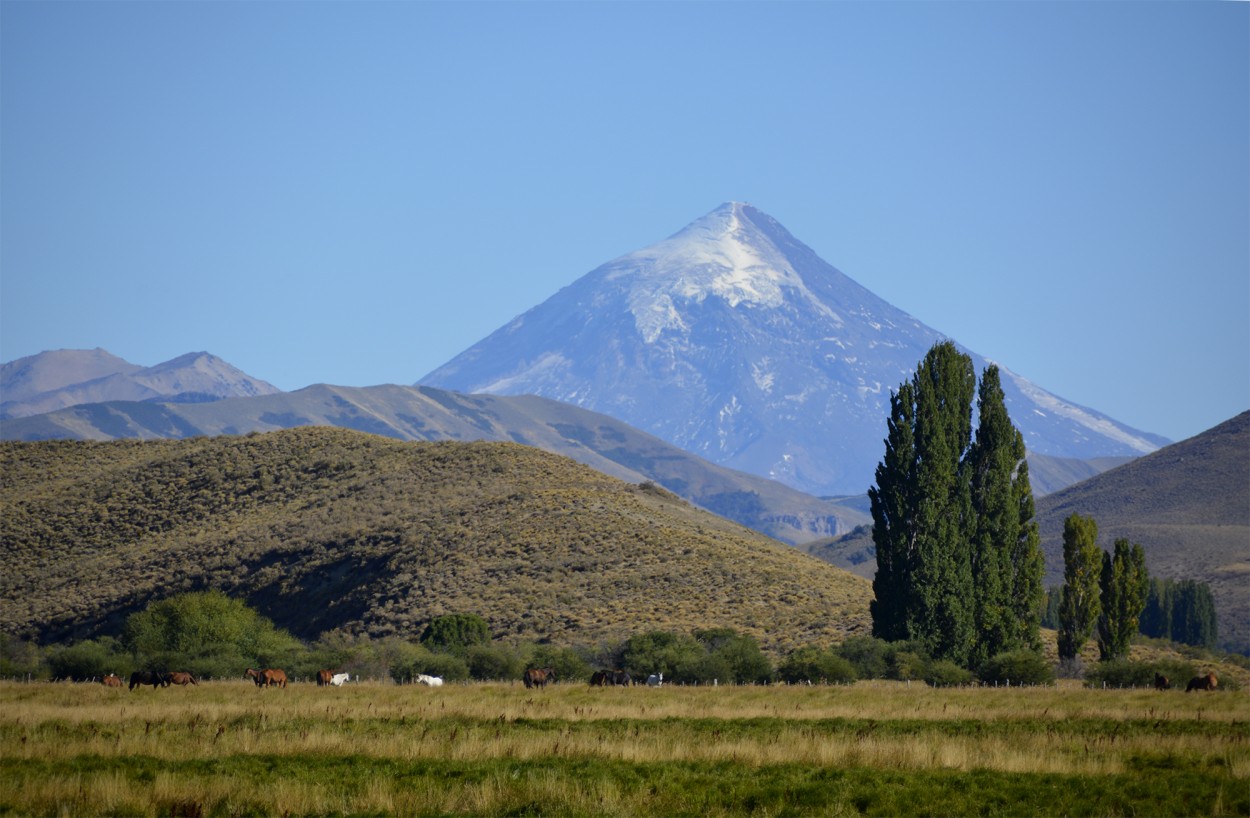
101 667 1216 691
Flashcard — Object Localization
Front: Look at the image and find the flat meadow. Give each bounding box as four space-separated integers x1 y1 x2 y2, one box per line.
1 678 1246 817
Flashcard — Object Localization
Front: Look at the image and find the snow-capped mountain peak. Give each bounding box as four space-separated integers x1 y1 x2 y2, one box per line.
420 203 1167 496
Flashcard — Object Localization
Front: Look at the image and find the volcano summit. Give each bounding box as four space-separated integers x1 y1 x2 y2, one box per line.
421 202 1165 496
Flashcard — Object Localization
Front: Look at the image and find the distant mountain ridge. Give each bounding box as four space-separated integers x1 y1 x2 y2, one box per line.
0 382 869 545
0 349 281 419
420 202 1168 496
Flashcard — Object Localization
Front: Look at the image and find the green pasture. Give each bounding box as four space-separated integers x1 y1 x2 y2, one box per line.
1 679 1246 817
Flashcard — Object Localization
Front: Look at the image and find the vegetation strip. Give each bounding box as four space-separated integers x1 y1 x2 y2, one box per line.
2 753 1244 817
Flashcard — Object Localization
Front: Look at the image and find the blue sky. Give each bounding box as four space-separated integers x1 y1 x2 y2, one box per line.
2 1 1246 444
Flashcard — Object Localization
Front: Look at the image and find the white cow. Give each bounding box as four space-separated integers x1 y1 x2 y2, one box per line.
330 672 351 687
417 674 444 687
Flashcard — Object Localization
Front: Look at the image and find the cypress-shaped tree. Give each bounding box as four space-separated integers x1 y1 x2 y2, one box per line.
1058 513 1101 661
1173 580 1218 649
965 365 1043 666
870 341 975 665
1139 578 1174 640
869 382 918 643
1096 538 1149 661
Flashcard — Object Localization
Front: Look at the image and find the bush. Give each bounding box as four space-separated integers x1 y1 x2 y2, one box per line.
696 628 774 684
923 659 974 687
46 637 131 681
836 636 891 679
0 634 44 679
465 644 525 681
777 646 857 685
525 644 592 683
389 642 470 683
1084 659 1195 690
123 591 301 669
979 650 1055 686
419 614 491 654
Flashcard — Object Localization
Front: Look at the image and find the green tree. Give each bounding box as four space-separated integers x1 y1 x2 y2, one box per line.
1139 578 1175 640
777 646 857 685
122 591 300 674
870 341 976 665
1172 580 1218 649
419 613 491 653
1057 514 1101 661
1096 538 1149 661
965 365 1044 666
695 628 774 684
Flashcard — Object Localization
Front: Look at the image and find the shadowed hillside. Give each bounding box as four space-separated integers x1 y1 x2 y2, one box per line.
1035 411 1250 653
0 429 872 654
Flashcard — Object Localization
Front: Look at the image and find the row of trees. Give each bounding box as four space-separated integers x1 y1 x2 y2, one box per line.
1056 513 1149 662
1140 578 1219 649
870 342 1044 669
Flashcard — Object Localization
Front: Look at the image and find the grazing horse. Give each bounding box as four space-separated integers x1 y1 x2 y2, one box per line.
167 672 198 686
246 668 287 688
523 667 556 689
612 669 632 686
129 671 169 691
1186 672 1218 692
416 674 442 687
101 674 123 688
317 669 334 687
331 672 351 686
589 670 609 687
1154 673 1171 691
647 672 664 687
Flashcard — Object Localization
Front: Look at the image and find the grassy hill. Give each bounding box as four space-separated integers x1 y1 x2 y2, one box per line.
1034 411 1250 653
0 428 872 654
0 383 869 546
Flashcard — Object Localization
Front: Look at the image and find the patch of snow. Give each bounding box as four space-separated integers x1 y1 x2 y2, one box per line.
480 352 570 394
1003 367 1159 455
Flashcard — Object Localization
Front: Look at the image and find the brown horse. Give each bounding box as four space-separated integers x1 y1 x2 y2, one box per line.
101 673 123 688
317 669 334 687
167 672 198 686
262 668 288 688
1154 673 1170 691
523 667 556 689
1185 672 1218 692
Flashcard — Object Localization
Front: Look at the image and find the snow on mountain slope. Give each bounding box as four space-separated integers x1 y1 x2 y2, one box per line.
421 202 1167 496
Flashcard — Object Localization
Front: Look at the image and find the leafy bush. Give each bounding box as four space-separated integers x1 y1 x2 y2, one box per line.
466 644 525 681
696 628 774 684
923 659 974 687
389 642 470 683
836 636 892 679
777 646 857 684
46 637 131 681
1084 659 1196 689
419 614 491 654
0 634 44 679
525 644 592 683
978 650 1055 686
123 591 300 670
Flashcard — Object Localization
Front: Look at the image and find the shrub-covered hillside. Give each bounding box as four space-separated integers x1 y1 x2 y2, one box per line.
0 429 872 653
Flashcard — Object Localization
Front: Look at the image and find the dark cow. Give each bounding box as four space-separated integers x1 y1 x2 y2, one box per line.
101 674 123 688
317 669 334 687
167 672 197 686
1186 672 1218 692
129 671 169 691
1154 673 1171 691
523 667 556 689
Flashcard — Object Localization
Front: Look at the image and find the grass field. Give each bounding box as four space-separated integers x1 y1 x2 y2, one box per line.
1 679 1246 817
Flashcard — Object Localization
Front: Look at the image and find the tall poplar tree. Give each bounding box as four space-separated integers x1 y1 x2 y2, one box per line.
1097 538 1149 661
869 382 918 643
965 366 1044 667
870 341 975 665
1057 513 1101 661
